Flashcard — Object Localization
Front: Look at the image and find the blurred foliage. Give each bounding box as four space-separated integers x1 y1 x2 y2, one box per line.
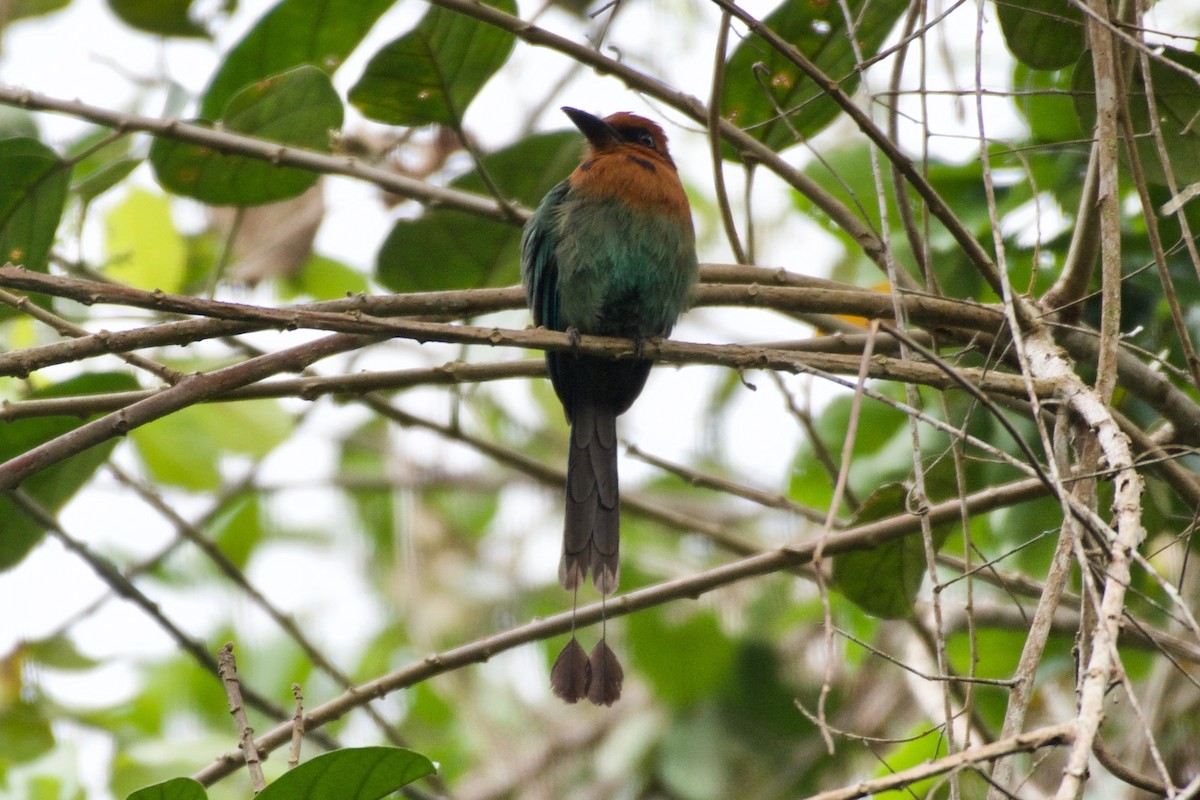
106 0 210 39
0 373 138 569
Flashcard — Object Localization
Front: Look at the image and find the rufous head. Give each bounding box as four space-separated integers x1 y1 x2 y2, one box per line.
562 107 676 168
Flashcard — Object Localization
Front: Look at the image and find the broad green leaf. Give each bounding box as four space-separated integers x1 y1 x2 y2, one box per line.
339 418 396 563
349 0 516 126
129 408 220 490
67 126 128 164
256 747 435 800
130 400 293 490
720 0 907 154
3 0 69 23
872 726 949 799
24 634 100 671
0 106 39 139
658 706 730 800
206 494 264 570
126 777 206 800
0 702 54 765
200 0 395 119
107 0 209 38
280 253 370 301
1074 45 1200 185
376 130 577 291
377 209 512 292
788 386 919 514
945 626 1040 727
105 189 187 291
627 609 737 708
996 0 1084 70
202 399 294 456
75 158 140 205
0 372 139 570
151 66 342 205
718 641 809 742
832 483 950 618
1012 62 1083 142
0 137 71 271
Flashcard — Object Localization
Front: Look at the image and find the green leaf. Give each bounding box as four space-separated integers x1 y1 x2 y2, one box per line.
75 158 141 205
105 188 187 291
200 0 395 120
24 634 100 671
658 706 730 800
720 0 907 153
996 0 1084 70
256 747 435 800
68 128 139 203
0 137 71 271
0 372 139 570
872 726 949 799
377 209 513 292
0 702 54 765
204 399 294 457
0 106 39 140
348 0 516 126
128 409 218 490
627 609 737 708
1012 62 1083 143
206 494 264 570
338 418 395 563
130 400 293 490
718 641 809 742
280 253 370 301
376 130 577 291
832 483 948 618
3 0 70 23
1074 45 1200 186
107 0 209 38
151 66 342 205
126 777 206 800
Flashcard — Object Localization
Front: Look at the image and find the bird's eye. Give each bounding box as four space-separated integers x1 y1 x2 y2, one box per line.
633 130 656 150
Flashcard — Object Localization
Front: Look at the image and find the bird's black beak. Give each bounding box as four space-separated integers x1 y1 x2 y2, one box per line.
562 106 621 149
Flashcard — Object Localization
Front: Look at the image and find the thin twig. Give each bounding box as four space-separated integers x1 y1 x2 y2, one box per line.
803 723 1076 800
708 11 749 264
288 684 304 770
813 320 879 751
218 643 266 793
0 85 519 222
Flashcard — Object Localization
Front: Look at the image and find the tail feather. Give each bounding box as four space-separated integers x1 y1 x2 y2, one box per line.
561 398 620 594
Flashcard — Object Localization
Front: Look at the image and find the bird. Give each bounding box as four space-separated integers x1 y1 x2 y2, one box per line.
520 107 698 704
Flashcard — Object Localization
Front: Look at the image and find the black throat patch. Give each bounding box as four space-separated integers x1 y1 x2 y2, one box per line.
625 154 656 173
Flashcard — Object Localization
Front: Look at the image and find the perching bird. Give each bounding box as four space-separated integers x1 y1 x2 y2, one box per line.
520 107 698 704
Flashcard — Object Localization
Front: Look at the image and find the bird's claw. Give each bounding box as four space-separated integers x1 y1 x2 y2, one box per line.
566 326 582 349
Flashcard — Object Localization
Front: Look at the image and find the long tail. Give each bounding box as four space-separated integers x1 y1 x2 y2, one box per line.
560 396 620 595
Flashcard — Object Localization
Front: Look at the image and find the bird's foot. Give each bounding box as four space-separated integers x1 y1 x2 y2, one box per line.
566 326 582 350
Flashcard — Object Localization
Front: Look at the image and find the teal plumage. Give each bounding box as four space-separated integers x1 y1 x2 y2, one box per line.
521 108 698 604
